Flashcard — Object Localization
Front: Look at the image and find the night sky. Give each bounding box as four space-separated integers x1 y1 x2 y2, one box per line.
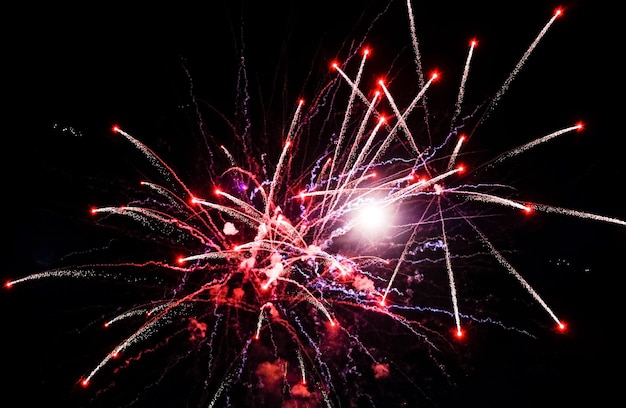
4 1 622 407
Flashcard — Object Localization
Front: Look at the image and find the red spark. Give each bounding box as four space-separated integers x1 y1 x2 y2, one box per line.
524 204 534 215
112 125 121 133
556 321 568 333
80 378 89 388
470 38 478 48
89 207 98 215
362 47 370 57
5 280 13 289
430 70 440 81
214 188 223 196
330 61 339 70
176 256 186 265
455 328 465 339
456 164 465 174
554 7 563 18
298 98 305 106
575 121 584 131
459 134 466 143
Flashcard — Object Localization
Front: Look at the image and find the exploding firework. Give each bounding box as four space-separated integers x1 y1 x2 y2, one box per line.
6 1 623 407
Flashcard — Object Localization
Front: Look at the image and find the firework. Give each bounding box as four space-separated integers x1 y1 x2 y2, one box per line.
6 1 622 407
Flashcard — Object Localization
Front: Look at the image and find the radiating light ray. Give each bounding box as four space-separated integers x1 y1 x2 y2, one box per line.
483 8 563 121
489 123 583 166
450 39 478 131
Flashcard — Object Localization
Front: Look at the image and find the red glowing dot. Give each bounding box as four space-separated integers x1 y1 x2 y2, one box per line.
430 70 440 81
470 38 478 48
378 78 385 87
285 140 291 148
459 135 466 143
575 121 584 131
455 329 465 339
554 7 563 17
254 334 260 340
104 322 110 328
556 321 568 333
362 47 370 56
5 280 13 289
81 378 89 388
176 256 186 265
456 164 465 173
524 204 534 214
112 125 120 133
331 61 339 70
379 300 386 307
378 115 386 124
89 207 98 215
329 319 337 327
214 188 222 196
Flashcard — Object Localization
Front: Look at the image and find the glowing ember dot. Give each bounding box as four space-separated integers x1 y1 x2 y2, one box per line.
379 300 386 307
459 135 466 142
331 61 339 70
554 7 563 17
557 322 567 333
176 256 186 265
456 329 464 338
298 98 304 106
524 205 534 214
104 322 110 328
5 281 12 289
378 79 385 86
112 125 120 133
363 47 370 56
430 70 439 80
456 164 465 173
81 379 89 388
89 207 97 215
378 115 386 124
575 121 584 131
470 38 478 47
215 188 222 196
254 334 259 340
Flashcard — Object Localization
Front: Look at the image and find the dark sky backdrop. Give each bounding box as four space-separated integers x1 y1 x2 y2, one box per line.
4 1 623 407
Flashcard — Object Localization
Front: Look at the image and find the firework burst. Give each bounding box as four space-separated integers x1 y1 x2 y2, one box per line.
6 1 623 407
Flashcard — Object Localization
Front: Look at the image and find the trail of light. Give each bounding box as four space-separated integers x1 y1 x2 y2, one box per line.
448 190 531 212
466 218 564 328
447 134 465 171
379 79 420 155
363 73 438 177
450 39 477 131
438 198 462 337
92 205 219 249
405 0 432 144
485 8 562 119
490 123 583 166
531 203 626 226
83 303 180 386
380 226 420 306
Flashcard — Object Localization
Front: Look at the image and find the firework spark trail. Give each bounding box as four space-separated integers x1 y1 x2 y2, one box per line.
447 134 465 171
531 203 626 226
450 39 478 131
447 190 531 212
481 8 563 122
488 123 583 166
438 198 463 337
405 0 432 144
464 217 565 329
